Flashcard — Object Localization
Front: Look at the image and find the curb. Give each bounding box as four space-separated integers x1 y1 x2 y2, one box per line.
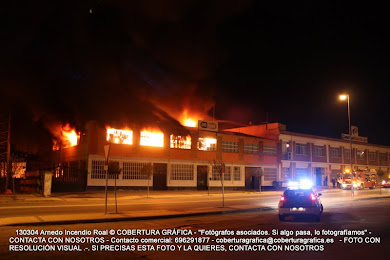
3 207 276 227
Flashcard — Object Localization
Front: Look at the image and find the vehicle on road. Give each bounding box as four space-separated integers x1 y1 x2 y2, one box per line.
278 181 323 221
382 179 390 188
339 171 378 190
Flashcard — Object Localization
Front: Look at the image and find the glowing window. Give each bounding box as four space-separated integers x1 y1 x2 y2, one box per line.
140 130 164 147
170 135 191 149
198 137 216 151
106 128 133 144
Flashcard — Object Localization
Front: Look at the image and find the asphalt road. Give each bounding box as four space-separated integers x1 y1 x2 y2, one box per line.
1 188 388 219
0 189 389 260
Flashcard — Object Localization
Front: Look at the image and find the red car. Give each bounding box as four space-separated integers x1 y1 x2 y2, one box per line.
382 179 390 188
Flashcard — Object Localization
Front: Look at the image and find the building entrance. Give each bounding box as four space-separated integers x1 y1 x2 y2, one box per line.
197 165 208 190
245 167 261 190
153 163 167 190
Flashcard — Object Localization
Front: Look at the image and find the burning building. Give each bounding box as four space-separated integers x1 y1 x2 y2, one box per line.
52 118 280 191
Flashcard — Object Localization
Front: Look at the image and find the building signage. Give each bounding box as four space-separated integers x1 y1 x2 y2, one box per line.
341 126 368 143
198 120 218 132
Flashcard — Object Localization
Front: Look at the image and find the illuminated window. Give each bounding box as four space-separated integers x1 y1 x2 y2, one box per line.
198 137 216 151
140 130 164 147
170 164 194 180
170 135 191 149
357 150 365 160
106 128 133 144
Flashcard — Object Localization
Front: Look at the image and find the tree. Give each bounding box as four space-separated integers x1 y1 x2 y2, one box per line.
108 161 122 214
141 163 153 198
211 159 225 208
377 169 384 182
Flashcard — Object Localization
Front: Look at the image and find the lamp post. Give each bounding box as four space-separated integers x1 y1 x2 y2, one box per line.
339 94 354 197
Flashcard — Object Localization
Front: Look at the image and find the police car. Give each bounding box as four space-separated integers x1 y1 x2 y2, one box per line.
278 180 323 221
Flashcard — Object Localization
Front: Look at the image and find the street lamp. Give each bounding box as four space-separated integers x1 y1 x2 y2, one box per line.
339 94 354 197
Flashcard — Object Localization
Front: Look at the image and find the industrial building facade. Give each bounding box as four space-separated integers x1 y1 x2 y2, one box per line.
54 121 390 190
227 123 390 188
55 121 279 190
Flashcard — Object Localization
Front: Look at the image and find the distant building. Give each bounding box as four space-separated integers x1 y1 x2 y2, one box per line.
227 123 390 187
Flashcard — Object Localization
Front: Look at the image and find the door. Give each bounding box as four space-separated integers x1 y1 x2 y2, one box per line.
245 167 261 190
315 168 322 186
197 165 208 190
153 163 167 190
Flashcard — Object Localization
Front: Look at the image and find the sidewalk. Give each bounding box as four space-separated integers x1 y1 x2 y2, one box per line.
1 188 389 227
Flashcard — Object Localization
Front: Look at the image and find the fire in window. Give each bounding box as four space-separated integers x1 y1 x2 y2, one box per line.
170 135 191 149
106 128 133 145
140 130 164 147
198 137 217 151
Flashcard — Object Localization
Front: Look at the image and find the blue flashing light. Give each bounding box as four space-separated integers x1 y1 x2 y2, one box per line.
287 179 313 189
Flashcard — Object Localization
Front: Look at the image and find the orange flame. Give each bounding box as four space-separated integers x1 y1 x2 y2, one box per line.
106 127 133 145
140 129 164 147
179 109 201 127
52 123 80 150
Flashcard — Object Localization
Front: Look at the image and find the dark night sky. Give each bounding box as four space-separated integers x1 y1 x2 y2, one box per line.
1 0 390 151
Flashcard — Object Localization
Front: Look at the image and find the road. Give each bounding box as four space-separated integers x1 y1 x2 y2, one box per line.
0 189 389 260
1 188 388 220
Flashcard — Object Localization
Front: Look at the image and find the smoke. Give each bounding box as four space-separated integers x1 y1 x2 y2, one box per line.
1 0 252 147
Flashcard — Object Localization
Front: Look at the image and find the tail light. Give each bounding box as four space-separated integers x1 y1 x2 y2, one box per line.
310 193 317 201
280 195 285 202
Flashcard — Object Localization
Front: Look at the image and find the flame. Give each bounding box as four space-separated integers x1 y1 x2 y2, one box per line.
140 129 164 147
106 127 133 145
198 137 217 151
170 134 191 149
53 123 80 150
180 109 200 127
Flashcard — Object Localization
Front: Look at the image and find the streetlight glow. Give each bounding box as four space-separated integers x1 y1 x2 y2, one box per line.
339 94 348 100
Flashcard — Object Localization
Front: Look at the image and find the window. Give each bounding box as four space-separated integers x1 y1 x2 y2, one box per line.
263 145 277 155
170 164 194 180
369 152 376 161
198 137 217 151
244 143 258 154
330 147 340 158
357 150 365 160
170 135 191 149
122 162 150 180
140 131 164 147
263 168 277 181
91 160 105 179
380 153 388 162
233 166 241 181
222 141 238 153
313 146 326 157
344 149 351 159
295 143 308 155
223 166 232 181
211 165 226 180
106 128 133 145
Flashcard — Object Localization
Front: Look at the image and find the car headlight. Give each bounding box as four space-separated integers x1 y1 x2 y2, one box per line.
342 184 347 188
353 183 358 187
382 180 386 185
